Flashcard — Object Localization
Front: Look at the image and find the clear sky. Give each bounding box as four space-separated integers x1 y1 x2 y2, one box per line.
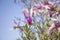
0 0 24 40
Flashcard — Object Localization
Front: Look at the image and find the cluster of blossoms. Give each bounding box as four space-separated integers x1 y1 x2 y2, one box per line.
24 1 60 34
23 0 60 35
14 0 60 40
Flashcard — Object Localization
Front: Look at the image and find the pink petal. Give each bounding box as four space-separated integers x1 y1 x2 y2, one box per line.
48 21 59 35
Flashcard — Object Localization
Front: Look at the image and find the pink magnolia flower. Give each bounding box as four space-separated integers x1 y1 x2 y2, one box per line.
41 0 51 5
33 4 42 10
48 4 57 17
23 9 32 25
43 1 50 5
47 21 59 35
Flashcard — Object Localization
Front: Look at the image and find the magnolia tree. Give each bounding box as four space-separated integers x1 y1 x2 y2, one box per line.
13 0 60 40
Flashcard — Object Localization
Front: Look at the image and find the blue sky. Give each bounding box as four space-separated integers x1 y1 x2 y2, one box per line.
0 0 24 40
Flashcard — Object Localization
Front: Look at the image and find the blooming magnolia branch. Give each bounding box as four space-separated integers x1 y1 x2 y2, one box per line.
14 0 60 40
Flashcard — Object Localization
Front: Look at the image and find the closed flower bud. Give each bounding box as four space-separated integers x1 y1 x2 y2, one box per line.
23 9 32 25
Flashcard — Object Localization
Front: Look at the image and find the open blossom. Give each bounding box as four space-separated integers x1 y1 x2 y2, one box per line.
41 0 51 5
33 4 42 10
47 4 57 17
47 21 59 35
43 1 50 5
30 4 43 16
23 9 32 25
